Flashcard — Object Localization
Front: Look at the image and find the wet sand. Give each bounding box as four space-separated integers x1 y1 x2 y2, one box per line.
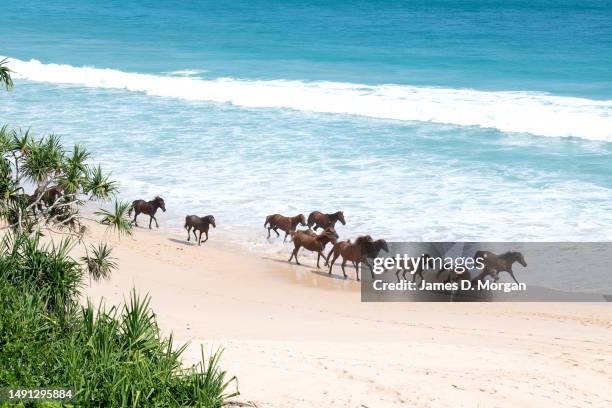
82 222 612 407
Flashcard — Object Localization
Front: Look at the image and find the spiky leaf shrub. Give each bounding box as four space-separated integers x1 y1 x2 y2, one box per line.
0 236 238 407
0 58 13 91
0 128 123 237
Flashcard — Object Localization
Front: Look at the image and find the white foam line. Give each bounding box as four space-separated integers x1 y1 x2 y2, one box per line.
4 56 612 141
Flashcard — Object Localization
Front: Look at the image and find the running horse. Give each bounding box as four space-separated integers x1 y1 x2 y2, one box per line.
129 196 166 229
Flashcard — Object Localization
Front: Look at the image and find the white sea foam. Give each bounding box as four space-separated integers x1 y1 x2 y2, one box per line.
5 56 612 141
165 69 207 77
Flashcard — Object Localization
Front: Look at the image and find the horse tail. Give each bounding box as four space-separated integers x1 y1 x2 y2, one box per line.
184 216 190 229
264 215 271 228
128 200 136 217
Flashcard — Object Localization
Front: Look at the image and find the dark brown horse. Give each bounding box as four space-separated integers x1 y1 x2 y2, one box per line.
264 213 306 242
326 235 373 281
185 215 216 245
129 196 166 229
307 210 346 231
396 254 432 283
472 250 527 284
361 238 389 279
436 266 471 284
288 227 338 268
29 184 65 211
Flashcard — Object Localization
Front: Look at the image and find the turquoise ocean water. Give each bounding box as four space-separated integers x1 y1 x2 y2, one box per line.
1 0 611 242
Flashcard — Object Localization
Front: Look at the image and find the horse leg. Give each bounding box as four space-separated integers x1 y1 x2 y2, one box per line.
288 246 299 264
267 227 271 239
316 252 323 268
363 260 374 278
186 226 191 241
472 270 488 283
508 270 520 284
396 269 402 282
283 231 289 242
328 253 339 274
154 215 159 228
133 211 139 227
354 261 361 281
292 248 301 265
325 248 335 268
341 259 348 278
198 230 202 245
274 228 280 237
203 230 209 244
149 215 153 229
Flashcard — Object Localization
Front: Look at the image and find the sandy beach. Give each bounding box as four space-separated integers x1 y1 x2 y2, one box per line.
80 222 612 408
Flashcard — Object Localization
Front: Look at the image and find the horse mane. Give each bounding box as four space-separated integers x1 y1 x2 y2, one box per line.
375 239 388 251
500 251 520 259
355 235 373 245
319 228 337 240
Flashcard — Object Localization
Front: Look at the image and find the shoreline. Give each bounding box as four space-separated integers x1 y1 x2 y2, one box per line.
80 221 612 407
92 204 612 295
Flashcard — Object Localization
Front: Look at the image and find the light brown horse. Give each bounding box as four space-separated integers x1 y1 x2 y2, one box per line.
326 235 373 280
288 227 338 268
472 250 527 284
264 213 306 242
129 196 166 229
307 210 346 231
185 215 216 245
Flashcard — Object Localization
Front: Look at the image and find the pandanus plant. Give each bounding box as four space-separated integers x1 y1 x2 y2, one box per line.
0 59 132 280
0 57 13 90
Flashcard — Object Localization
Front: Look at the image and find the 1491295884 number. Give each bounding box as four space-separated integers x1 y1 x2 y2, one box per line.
0 387 74 402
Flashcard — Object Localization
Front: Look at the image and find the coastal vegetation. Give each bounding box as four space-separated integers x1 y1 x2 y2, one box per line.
0 59 237 407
